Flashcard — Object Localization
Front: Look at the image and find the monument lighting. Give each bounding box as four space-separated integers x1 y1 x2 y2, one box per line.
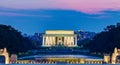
42 30 77 47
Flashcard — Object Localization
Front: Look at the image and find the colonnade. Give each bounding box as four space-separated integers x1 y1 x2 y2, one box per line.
42 35 77 47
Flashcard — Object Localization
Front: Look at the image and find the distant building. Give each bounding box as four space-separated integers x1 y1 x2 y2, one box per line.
76 30 95 41
26 30 95 47
42 30 77 47
28 33 43 47
117 23 120 27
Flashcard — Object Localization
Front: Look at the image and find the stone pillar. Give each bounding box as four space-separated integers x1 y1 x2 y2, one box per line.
50 36 53 46
72 36 75 46
111 48 118 64
104 54 110 64
46 36 49 46
56 37 58 45
114 48 118 53
70 36 72 46
80 58 85 64
5 53 10 64
48 36 50 46
65 36 67 46
71 36 74 46
69 36 71 46
3 48 10 64
53 36 55 46
49 36 52 46
64 36 67 46
67 36 70 46
112 53 117 64
51 36 53 46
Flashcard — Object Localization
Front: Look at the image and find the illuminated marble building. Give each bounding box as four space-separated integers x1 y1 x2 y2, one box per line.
42 30 77 47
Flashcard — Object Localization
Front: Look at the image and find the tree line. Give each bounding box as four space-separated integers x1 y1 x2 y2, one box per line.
0 24 35 54
81 23 120 54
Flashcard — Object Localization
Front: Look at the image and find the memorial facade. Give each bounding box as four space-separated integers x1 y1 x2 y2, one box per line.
42 30 77 47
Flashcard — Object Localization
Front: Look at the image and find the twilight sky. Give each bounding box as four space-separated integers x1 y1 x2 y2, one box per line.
0 0 120 34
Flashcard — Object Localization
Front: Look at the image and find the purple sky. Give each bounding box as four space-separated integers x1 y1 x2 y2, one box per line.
0 0 120 34
0 0 120 13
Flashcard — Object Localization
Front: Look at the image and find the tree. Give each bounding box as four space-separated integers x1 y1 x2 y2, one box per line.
85 23 120 54
78 39 91 48
104 25 115 31
0 24 34 54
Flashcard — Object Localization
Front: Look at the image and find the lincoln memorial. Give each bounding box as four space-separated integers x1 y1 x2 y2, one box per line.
42 30 77 47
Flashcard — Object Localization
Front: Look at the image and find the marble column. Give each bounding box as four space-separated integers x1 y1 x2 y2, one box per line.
52 36 54 45
51 36 54 46
46 36 49 46
66 36 68 45
49 36 51 46
69 36 71 46
68 36 70 46
52 36 55 45
51 36 53 45
42 36 45 46
49 36 52 46
71 36 74 46
65 36 67 46
48 36 50 46
72 36 75 46
64 36 67 46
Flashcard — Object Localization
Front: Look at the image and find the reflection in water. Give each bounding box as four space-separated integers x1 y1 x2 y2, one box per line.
19 54 102 60
9 64 115 65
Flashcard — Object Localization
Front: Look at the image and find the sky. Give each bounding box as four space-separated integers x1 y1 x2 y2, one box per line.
0 0 120 35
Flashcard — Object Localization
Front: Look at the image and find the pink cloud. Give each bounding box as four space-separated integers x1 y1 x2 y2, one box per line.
0 0 120 14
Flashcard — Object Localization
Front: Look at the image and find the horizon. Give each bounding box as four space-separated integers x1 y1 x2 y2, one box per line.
0 0 120 35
